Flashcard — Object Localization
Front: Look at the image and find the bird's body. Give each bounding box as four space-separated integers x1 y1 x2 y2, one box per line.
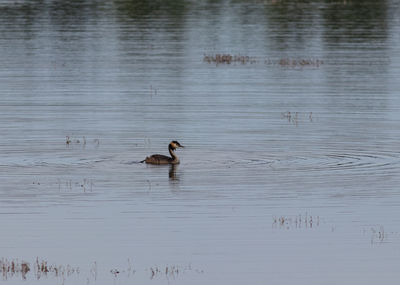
143 154 176 165
141 141 184 165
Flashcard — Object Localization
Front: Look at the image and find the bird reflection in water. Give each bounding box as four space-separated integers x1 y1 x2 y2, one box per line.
169 164 179 181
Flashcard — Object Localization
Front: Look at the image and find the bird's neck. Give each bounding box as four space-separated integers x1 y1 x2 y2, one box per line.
169 145 179 163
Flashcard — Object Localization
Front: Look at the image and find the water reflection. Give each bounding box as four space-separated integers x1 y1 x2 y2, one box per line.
0 0 400 284
169 164 179 181
0 0 391 50
259 0 390 50
113 0 187 18
322 0 389 43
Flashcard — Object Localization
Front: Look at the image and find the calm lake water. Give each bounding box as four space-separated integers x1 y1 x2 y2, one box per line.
1 0 400 284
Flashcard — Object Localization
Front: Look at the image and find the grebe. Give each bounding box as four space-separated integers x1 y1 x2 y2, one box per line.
141 141 184 165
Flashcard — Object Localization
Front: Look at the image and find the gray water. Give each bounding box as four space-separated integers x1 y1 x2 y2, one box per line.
1 0 400 284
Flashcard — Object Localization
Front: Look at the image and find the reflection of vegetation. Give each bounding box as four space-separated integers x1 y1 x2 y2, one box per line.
0 0 43 14
259 0 389 46
0 0 390 44
113 0 187 17
322 0 388 42
261 0 319 47
0 1 43 39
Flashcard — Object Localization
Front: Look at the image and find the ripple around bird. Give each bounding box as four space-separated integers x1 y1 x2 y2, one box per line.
222 151 400 174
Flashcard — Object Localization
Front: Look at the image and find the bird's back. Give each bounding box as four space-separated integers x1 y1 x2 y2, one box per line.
144 154 173 165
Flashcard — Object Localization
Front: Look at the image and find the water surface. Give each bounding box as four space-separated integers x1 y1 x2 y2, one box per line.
1 0 400 284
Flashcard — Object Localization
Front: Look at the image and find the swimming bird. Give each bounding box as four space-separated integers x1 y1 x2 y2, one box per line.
141 141 184 165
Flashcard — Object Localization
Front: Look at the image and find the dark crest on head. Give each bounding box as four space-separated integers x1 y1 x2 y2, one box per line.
169 140 183 150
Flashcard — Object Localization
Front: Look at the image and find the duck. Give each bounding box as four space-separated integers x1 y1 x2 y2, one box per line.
141 141 184 165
